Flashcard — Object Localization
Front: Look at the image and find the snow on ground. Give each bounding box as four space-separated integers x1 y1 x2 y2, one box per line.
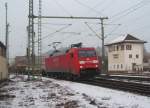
52 79 150 108
0 75 150 108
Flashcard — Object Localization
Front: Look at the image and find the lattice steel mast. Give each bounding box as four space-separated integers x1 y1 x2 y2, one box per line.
37 0 42 78
28 0 35 79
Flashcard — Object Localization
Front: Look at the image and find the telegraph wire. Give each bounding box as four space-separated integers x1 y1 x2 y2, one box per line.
73 0 105 16
111 0 144 18
110 0 150 22
130 24 150 33
112 10 149 33
111 2 150 23
53 0 72 16
98 0 114 14
83 0 107 15
92 0 107 8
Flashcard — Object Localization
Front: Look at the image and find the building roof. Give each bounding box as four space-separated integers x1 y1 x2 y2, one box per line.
0 41 6 49
105 34 146 46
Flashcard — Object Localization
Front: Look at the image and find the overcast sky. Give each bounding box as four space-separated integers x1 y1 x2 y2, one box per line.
0 0 150 58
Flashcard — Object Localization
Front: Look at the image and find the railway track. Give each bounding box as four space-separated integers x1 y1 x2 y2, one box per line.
97 75 150 82
44 74 150 96
79 77 150 96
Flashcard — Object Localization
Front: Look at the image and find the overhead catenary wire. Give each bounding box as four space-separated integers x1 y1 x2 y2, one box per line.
35 24 72 42
35 22 72 31
54 32 81 44
60 31 81 35
84 21 121 26
84 22 102 40
105 24 121 38
34 22 72 26
84 21 120 39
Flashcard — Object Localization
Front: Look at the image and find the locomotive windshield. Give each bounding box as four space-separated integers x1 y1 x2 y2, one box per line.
78 50 96 57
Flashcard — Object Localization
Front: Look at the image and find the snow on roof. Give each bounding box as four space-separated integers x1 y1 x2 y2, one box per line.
108 35 126 45
105 34 146 46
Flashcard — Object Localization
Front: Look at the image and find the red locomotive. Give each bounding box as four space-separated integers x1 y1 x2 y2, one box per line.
43 43 101 79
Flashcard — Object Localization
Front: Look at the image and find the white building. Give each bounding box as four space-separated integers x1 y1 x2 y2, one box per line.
105 34 146 74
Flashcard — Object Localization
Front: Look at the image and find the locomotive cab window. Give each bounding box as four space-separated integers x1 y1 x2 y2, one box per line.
78 50 96 57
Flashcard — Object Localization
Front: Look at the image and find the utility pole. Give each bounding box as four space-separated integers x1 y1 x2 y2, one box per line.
5 3 9 70
100 17 108 74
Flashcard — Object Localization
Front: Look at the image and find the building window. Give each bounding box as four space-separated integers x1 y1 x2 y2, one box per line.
112 45 116 51
114 65 115 69
136 54 139 58
121 64 123 69
126 45 132 50
129 54 132 58
121 45 124 50
117 64 119 69
116 45 119 51
113 54 119 59
112 45 115 51
109 47 113 52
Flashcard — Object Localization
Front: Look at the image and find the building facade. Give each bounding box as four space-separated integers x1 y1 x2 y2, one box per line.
105 34 146 74
0 41 8 81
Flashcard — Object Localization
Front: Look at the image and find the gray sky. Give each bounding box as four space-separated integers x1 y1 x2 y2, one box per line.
0 0 150 58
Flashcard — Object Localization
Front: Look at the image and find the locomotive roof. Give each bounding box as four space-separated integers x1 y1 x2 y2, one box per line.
49 47 69 56
76 47 95 50
50 47 95 56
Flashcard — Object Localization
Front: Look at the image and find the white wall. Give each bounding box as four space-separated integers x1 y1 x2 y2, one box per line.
108 43 144 72
124 43 144 71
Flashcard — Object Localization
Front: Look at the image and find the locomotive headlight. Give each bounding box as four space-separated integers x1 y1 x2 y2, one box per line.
93 60 98 63
80 66 83 68
79 61 85 64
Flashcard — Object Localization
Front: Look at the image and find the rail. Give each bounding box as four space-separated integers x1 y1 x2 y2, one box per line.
79 77 150 96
